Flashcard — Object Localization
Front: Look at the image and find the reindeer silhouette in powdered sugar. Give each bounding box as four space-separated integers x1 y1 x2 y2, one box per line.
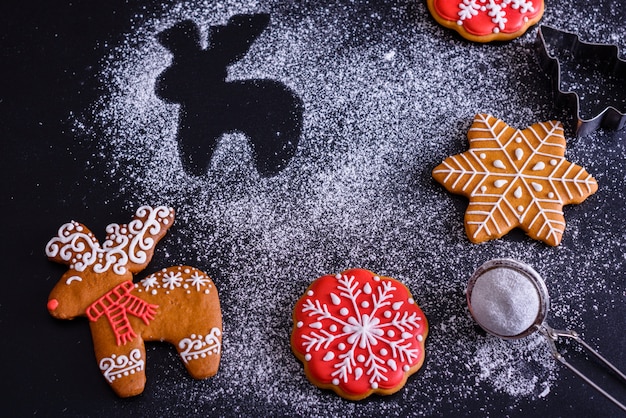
46 206 222 397
156 13 303 176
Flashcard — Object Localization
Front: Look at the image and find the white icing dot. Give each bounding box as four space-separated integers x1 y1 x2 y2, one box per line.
371 382 379 389
380 348 388 356
517 205 524 212
550 159 558 166
332 378 339 385
403 365 410 372
384 310 392 318
151 289 157 295
305 354 312 361
373 276 380 281
307 290 314 296
338 343 346 350
361 300 370 309
357 354 365 363
363 283 372 294
408 298 415 304
387 330 395 337
493 159 505 169
515 136 522 143
479 153 486 159
417 335 424 342
531 182 543 192
335 273 342 279
329 324 337 332
480 185 487 193
339 307 349 316
548 192 555 199
532 161 546 171
297 321 303 328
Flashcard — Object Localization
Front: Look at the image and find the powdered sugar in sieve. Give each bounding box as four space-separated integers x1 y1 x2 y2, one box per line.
467 259 626 412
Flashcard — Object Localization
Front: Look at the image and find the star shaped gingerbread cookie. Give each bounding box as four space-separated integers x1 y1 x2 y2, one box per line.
432 114 598 246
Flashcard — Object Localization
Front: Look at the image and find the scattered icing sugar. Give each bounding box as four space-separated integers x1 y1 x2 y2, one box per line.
71 0 626 415
469 266 541 337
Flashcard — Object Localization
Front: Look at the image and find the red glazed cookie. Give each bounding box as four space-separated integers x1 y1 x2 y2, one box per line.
45 206 222 397
432 114 598 246
426 0 545 42
291 268 428 400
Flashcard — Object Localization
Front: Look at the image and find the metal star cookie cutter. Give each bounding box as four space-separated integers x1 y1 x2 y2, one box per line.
535 25 626 137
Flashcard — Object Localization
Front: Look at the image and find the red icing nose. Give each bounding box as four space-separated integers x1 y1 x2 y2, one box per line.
47 299 59 312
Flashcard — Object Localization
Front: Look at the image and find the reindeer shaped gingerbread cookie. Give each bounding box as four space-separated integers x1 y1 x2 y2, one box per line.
45 206 222 397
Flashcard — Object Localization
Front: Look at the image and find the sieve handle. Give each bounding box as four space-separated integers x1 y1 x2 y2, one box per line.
539 324 626 412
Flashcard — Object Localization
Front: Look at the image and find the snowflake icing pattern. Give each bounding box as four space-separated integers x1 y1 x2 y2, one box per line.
432 114 598 246
186 271 211 292
139 274 159 290
161 271 183 290
433 0 542 35
291 269 427 399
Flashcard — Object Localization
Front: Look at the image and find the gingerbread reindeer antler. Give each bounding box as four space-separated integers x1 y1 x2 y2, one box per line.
46 206 174 275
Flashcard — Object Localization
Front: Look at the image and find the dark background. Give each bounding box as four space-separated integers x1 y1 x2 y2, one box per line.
2 1 625 416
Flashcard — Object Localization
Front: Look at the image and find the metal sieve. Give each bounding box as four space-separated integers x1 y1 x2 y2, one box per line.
467 259 626 412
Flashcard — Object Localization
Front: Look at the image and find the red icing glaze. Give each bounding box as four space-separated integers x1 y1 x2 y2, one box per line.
433 0 543 36
291 268 427 399
47 299 59 312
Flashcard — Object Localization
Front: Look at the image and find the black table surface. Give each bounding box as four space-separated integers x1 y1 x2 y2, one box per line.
3 1 625 417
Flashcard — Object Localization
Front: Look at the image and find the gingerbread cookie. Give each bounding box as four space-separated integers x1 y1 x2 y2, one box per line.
432 114 598 246
45 206 222 397
426 0 545 43
291 268 428 400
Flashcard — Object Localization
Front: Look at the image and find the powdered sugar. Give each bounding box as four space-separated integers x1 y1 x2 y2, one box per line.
469 264 542 337
74 0 626 415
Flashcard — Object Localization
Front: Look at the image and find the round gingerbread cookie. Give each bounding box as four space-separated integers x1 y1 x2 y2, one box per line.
291 268 428 400
426 0 545 43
